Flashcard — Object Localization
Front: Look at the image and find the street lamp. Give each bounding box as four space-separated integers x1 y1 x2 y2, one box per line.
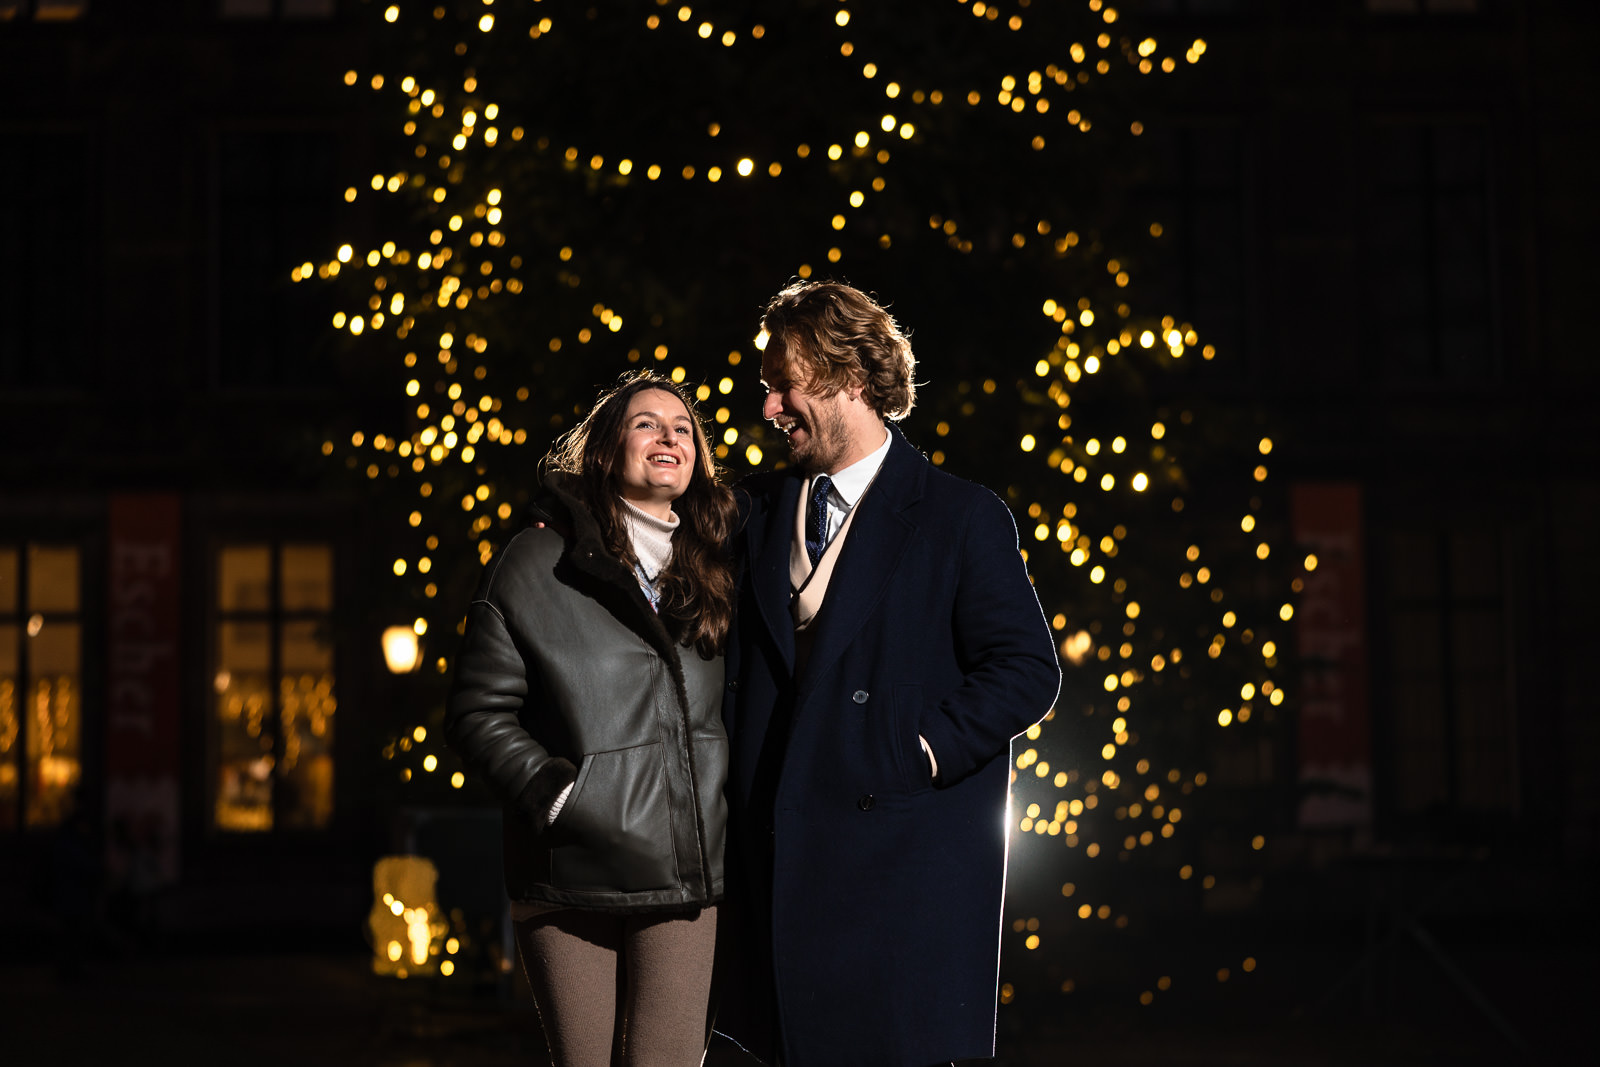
382 625 421 674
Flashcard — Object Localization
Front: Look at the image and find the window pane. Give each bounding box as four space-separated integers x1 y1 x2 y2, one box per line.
0 625 17 831
219 546 272 612
1455 685 1512 811
1449 530 1500 600
214 621 273 831
27 545 79 613
1390 608 1441 672
25 621 81 829
1451 608 1504 674
0 548 16 613
1393 679 1448 813
1389 532 1440 600
281 544 332 611
36 1 89 18
280 621 335 829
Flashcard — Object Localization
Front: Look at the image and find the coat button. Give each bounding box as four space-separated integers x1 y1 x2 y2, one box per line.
852 690 869 704
727 680 740 692
858 795 875 811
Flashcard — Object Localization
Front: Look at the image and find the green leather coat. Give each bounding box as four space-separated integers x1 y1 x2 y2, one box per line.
445 475 727 911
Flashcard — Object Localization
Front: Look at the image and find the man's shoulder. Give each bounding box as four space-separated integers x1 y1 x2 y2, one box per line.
921 461 998 500
888 441 1007 512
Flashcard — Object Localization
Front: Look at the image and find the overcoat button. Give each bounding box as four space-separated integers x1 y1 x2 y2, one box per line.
852 690 869 704
727 680 740 692
858 794 875 811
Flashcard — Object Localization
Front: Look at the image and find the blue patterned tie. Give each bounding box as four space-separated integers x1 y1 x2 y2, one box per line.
806 475 833 566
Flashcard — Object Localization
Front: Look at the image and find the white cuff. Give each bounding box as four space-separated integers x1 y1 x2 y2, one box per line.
546 781 575 825
919 735 939 782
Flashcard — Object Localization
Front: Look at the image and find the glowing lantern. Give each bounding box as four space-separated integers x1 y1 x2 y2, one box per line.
382 626 421 674
368 855 451 978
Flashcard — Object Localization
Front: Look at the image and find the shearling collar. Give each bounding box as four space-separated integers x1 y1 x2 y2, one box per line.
531 473 687 660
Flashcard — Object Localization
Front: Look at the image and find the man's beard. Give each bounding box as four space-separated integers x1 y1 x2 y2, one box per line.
789 400 851 473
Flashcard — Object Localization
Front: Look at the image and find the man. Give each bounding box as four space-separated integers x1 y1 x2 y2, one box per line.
715 281 1062 1067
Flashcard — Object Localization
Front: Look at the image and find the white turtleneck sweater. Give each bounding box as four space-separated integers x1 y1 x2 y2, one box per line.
620 497 679 610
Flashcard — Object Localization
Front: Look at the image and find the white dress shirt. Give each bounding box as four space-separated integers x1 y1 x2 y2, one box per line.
811 425 892 552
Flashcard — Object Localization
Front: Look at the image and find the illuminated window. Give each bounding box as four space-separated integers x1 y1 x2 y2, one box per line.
1366 120 1496 382
212 542 337 832
0 132 89 387
214 130 342 387
0 544 83 832
0 2 89 20
1379 527 1514 822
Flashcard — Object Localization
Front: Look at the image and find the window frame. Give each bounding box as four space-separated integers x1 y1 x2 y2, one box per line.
0 538 91 836
206 536 340 836
1371 521 1522 839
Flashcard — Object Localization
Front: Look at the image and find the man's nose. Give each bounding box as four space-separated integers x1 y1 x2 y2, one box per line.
762 392 782 420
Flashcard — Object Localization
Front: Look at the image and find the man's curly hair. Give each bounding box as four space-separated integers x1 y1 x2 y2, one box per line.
760 280 916 420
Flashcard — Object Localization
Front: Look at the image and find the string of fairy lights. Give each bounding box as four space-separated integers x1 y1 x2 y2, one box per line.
311 0 1294 1002
995 317 1311 1005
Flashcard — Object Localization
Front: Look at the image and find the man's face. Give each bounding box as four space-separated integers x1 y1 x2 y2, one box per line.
760 345 853 474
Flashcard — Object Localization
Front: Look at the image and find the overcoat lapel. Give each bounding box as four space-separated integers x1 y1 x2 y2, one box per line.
794 428 925 697
748 474 801 673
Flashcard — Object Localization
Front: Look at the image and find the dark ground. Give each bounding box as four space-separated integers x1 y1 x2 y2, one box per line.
1 916 1587 1067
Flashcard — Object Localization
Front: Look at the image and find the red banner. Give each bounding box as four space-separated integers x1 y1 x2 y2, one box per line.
106 494 182 883
1290 483 1372 829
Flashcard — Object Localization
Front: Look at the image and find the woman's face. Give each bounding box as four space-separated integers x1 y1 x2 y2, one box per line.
616 389 695 516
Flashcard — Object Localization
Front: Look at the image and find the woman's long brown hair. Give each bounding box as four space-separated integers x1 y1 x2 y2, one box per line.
545 371 738 658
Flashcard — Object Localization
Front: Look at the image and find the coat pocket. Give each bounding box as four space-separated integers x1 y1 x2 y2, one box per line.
549 740 675 892
892 683 933 795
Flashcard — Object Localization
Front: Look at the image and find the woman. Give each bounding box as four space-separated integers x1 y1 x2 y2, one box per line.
445 370 737 1067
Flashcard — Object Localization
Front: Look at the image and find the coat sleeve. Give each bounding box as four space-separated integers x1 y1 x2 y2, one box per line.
444 565 578 830
914 488 1062 786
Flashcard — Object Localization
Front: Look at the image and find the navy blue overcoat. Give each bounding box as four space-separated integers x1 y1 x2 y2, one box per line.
715 426 1062 1067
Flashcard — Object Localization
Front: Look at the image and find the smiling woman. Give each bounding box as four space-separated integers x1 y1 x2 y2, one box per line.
445 370 737 1067
617 388 696 521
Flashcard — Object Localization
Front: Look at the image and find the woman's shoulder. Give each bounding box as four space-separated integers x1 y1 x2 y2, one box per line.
477 525 566 599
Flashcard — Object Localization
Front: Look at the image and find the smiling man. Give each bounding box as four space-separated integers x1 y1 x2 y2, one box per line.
714 280 1062 1067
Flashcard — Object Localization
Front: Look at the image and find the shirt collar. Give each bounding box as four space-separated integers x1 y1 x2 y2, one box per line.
823 424 891 510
